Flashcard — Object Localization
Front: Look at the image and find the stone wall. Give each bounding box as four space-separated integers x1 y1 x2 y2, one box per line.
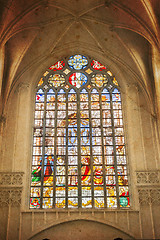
0 51 160 240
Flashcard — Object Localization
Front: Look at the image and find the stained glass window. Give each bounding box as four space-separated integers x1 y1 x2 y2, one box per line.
30 55 130 209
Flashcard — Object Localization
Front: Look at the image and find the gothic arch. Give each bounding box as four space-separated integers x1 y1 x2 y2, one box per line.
28 217 135 240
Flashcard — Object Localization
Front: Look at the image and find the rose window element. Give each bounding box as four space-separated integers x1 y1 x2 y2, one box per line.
48 74 65 88
91 74 108 88
68 55 88 70
69 73 88 88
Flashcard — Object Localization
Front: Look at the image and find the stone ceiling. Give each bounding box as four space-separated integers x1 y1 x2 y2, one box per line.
0 0 160 112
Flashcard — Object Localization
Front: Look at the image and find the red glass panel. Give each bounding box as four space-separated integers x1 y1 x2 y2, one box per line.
49 61 65 70
91 60 106 71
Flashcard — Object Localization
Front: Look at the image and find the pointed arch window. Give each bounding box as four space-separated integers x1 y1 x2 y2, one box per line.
30 55 130 209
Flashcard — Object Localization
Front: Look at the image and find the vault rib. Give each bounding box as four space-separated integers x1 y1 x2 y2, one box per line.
50 20 75 53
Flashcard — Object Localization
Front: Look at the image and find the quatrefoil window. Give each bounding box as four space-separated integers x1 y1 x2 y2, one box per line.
68 55 88 70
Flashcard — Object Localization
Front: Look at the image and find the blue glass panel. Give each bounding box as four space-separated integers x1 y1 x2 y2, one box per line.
69 73 88 88
81 89 88 94
112 88 120 93
58 89 65 94
36 90 44 102
91 89 98 94
68 89 76 94
68 55 88 70
48 89 55 94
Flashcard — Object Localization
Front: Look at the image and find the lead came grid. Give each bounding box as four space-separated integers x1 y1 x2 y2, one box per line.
91 89 104 208
80 89 92 208
55 89 66 208
68 89 78 208
30 55 130 209
42 89 55 208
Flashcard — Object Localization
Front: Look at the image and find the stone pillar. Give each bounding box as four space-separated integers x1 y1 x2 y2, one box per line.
0 45 5 115
152 46 160 131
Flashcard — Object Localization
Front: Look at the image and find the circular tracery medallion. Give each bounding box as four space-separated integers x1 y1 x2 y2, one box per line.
48 74 65 87
69 73 88 88
68 55 88 70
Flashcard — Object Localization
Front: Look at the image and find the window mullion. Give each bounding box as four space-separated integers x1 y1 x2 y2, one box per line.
66 91 68 208
77 92 81 208
99 91 107 208
110 92 120 209
88 91 94 208
40 89 47 209
53 90 57 208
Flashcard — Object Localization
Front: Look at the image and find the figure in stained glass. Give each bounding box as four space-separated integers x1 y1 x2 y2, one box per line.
31 166 41 184
44 156 54 182
31 157 42 185
93 168 103 185
30 198 40 208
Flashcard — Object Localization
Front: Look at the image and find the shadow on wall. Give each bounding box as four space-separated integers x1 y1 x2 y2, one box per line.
114 238 123 240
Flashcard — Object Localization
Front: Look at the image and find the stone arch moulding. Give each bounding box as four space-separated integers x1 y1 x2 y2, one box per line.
28 216 135 240
11 44 139 97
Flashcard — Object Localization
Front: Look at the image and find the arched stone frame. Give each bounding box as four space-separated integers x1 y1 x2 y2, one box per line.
27 217 136 240
1 47 158 239
6 48 138 210
3 47 156 208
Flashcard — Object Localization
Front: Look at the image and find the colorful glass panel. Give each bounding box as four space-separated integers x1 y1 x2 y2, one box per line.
68 55 88 70
91 60 106 71
107 197 117 208
94 197 104 208
91 74 108 87
113 77 118 86
85 68 93 74
69 73 87 88
31 54 129 209
48 74 65 88
80 90 91 182
67 88 78 207
38 78 43 86
36 89 44 102
30 198 40 208
82 198 92 208
63 68 71 75
49 60 65 70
